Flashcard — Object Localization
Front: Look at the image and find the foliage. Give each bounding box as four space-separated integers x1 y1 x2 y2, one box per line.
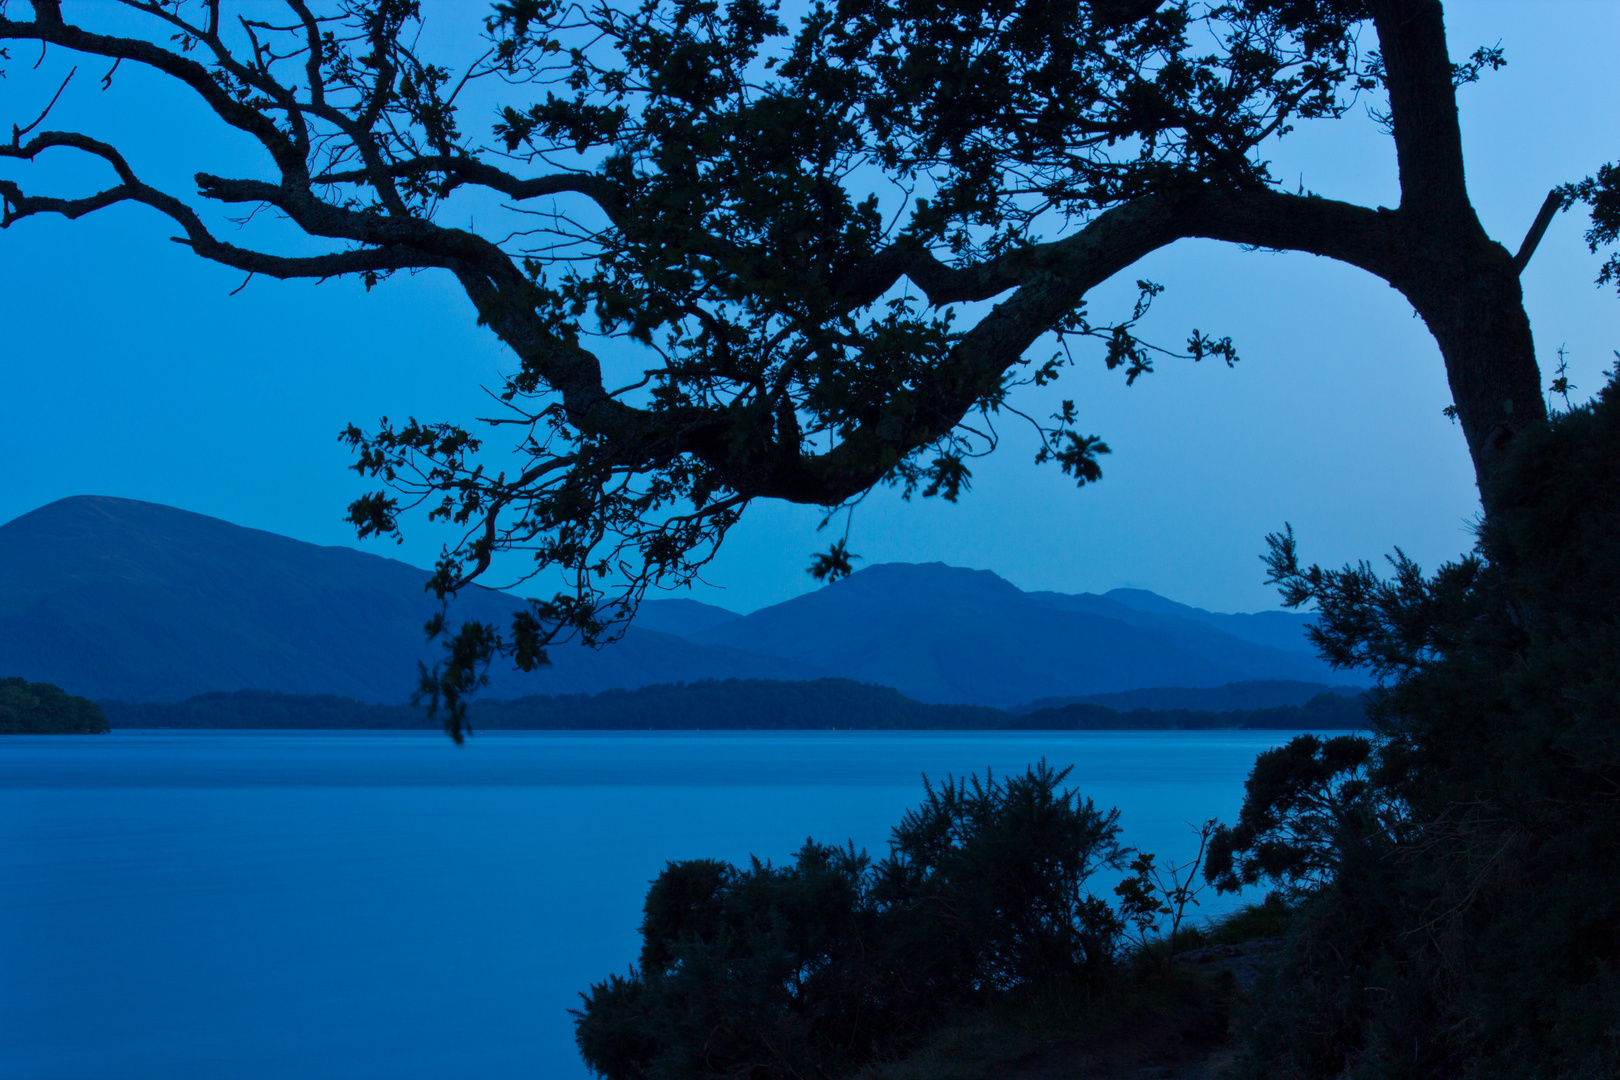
1203 732 1400 898
1115 819 1216 961
573 762 1126 1080
1207 370 1620 1079
1563 164 1620 292
0 676 109 734
7 2 1612 732
1195 892 1292 947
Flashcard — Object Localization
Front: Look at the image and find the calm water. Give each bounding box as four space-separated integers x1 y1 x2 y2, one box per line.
0 730 1302 1079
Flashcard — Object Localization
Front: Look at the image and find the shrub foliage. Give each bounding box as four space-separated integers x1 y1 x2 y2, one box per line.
1208 370 1620 1079
574 762 1125 1080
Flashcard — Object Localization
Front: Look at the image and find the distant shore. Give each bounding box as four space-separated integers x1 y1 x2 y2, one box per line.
97 677 1368 732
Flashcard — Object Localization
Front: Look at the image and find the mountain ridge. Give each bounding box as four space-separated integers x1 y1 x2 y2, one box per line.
0 496 823 703
686 562 1342 706
1 497 1354 707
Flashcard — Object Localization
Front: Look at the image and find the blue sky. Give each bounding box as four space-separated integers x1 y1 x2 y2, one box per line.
2 0 1615 614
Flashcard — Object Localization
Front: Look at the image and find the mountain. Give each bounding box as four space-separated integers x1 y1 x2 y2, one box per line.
634 597 742 637
0 496 821 703
1096 587 1321 655
686 562 1347 708
0 498 1354 709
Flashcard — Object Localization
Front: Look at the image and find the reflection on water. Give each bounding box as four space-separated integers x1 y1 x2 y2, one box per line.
0 730 1301 1079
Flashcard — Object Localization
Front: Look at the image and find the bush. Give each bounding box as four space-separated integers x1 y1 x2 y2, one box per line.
574 762 1125 1080
1212 370 1620 1079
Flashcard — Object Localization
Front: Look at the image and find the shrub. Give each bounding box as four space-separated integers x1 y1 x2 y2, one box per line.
1212 370 1620 1079
574 761 1124 1080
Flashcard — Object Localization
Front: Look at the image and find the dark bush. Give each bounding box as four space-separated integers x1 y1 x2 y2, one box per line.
574 761 1124 1080
1213 370 1620 1079
1204 733 1392 899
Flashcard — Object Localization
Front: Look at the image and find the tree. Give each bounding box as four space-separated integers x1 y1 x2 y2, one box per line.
0 676 110 733
2 0 1614 732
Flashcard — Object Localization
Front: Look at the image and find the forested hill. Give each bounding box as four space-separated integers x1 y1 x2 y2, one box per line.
1 677 109 734
99 678 1367 731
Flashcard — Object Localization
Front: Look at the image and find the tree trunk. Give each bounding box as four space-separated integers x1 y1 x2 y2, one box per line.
1396 238 1546 512
1372 0 1547 514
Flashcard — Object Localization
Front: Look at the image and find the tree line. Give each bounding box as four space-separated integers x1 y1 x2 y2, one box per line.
95 679 1365 731
0 677 109 734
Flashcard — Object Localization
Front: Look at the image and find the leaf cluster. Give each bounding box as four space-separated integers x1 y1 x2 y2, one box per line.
1562 161 1620 292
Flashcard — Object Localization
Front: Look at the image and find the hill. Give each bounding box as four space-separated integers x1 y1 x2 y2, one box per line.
687 563 1344 707
1 676 109 734
1011 679 1364 714
98 679 1366 731
0 496 821 703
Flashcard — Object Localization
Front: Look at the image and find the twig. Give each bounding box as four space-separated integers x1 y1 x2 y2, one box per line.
13 65 74 142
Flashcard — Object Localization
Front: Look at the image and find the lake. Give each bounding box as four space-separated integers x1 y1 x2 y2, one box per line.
0 730 1303 1079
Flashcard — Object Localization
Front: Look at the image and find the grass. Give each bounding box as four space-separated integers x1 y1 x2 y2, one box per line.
1192 894 1293 947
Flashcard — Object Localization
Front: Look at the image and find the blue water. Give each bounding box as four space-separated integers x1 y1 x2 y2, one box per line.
0 730 1300 1079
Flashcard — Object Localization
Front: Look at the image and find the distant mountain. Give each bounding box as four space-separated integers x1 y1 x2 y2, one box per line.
0 498 1355 709
687 562 1349 708
0 497 821 703
1097 588 1321 655
634 597 742 638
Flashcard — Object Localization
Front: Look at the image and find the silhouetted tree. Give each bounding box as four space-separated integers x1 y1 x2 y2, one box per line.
2 1 1614 732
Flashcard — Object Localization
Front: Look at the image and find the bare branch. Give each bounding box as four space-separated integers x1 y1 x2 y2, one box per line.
13 65 75 141
0 130 443 280
1512 189 1563 275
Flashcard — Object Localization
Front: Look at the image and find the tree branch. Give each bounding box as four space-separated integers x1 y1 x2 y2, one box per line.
312 154 628 219
1 4 306 175
0 130 441 279
1512 189 1563 275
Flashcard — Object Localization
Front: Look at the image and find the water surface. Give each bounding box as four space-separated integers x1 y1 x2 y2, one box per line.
1 730 1301 1079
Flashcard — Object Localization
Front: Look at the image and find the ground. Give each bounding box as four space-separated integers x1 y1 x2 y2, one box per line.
855 940 1280 1080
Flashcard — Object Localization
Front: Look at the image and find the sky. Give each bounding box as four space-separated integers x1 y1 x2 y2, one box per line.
2 0 1616 616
